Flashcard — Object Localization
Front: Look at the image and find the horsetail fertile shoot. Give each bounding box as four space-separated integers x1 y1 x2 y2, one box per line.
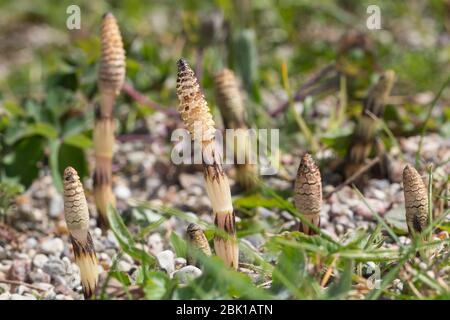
176 59 238 269
214 68 258 190
94 12 126 230
403 164 429 241
186 223 212 266
63 167 98 299
345 70 396 180
294 153 322 235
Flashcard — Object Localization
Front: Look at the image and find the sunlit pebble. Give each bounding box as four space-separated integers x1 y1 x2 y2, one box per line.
114 183 131 200
418 262 428 270
392 279 403 291
93 228 102 238
399 236 411 246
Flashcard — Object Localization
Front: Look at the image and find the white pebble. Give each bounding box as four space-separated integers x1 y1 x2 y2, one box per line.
156 250 175 275
40 238 64 256
173 266 202 283
33 254 49 269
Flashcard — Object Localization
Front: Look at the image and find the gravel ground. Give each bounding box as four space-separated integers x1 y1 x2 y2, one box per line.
0 126 448 299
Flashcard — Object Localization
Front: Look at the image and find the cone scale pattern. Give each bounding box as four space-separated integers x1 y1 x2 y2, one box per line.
63 167 98 299
294 153 322 235
187 223 212 266
403 165 429 237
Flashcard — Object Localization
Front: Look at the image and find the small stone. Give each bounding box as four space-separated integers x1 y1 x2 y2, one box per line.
243 234 265 249
114 184 131 200
331 203 352 217
29 209 44 221
49 193 64 218
173 266 202 283
257 207 276 219
16 285 31 295
148 233 164 255
128 151 146 165
40 238 64 256
33 254 49 269
105 231 119 249
117 260 132 273
25 238 38 249
174 257 187 269
93 228 102 238
156 250 175 275
29 269 51 283
43 258 66 277
7 260 31 282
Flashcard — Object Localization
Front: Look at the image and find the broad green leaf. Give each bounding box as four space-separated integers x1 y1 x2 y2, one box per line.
63 133 93 149
3 136 45 188
57 143 88 183
5 122 58 145
142 271 171 300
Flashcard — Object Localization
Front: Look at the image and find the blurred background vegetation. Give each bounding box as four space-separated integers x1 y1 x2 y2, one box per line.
1 0 449 192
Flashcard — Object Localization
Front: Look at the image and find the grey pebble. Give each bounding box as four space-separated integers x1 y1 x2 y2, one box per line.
33 254 49 269
173 265 202 283
25 238 38 249
40 238 64 256
174 257 187 269
29 269 51 283
49 193 64 218
117 260 132 273
148 233 164 256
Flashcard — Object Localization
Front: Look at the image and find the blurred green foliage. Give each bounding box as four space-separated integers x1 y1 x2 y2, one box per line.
1 0 449 190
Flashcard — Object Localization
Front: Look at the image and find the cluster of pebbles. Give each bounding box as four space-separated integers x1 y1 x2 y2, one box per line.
0 120 448 299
